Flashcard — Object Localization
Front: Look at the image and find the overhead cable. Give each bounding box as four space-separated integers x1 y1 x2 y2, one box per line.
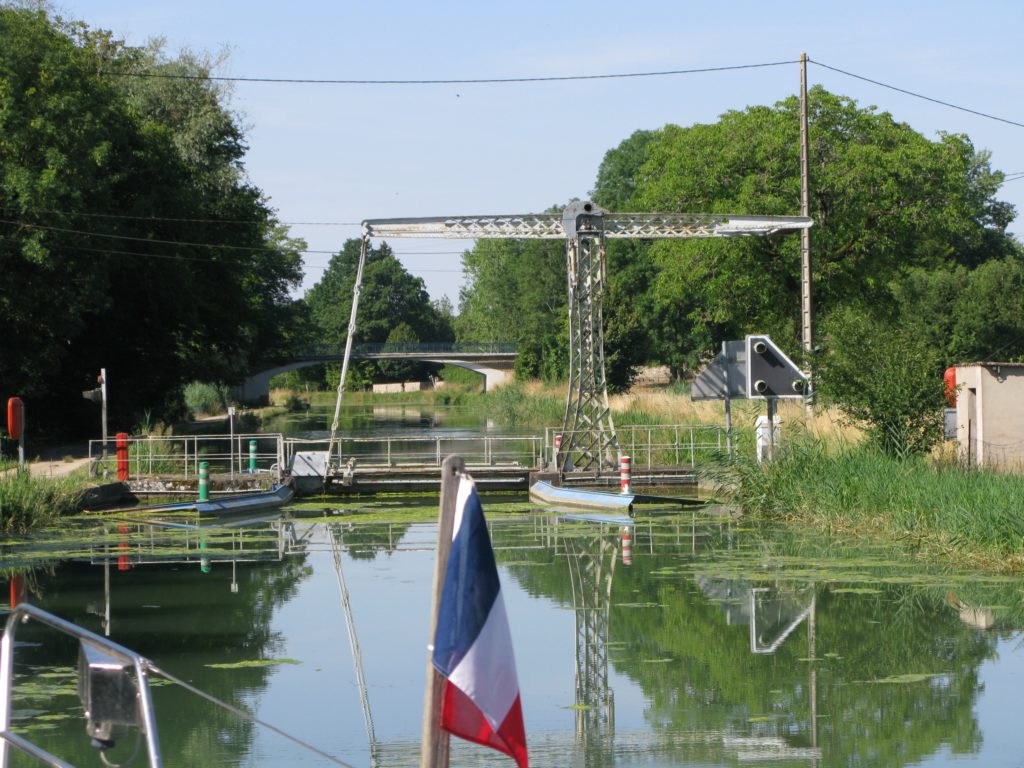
103 59 798 85
10 237 464 268
0 217 332 254
103 55 1024 132
0 205 362 227
810 58 1024 130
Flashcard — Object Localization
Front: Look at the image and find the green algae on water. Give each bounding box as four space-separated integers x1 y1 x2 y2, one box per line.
205 658 301 670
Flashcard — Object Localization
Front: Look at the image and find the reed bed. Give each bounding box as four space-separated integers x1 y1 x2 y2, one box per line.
705 437 1024 571
0 472 86 532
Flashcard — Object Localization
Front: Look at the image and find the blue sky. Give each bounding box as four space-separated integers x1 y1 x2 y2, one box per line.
53 0 1024 303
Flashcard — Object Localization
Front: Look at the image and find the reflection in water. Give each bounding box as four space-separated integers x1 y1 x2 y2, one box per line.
261 403 489 440
564 525 619 760
329 524 377 766
3 507 1024 766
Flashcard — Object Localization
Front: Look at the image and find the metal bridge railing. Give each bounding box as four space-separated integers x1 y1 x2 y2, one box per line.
88 434 285 483
86 425 721 482
289 341 517 358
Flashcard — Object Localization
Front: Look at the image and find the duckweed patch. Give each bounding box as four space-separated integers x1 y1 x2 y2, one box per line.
861 673 947 685
205 658 301 670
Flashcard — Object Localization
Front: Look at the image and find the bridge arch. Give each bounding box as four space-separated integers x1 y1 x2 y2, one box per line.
236 343 517 404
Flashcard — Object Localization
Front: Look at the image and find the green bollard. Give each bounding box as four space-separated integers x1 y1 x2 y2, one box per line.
249 439 258 473
200 538 210 574
199 461 209 501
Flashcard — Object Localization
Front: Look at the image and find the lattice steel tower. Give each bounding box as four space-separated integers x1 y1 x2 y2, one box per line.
326 204 811 474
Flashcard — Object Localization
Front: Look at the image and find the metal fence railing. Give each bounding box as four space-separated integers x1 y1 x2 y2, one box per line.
284 434 545 469
543 424 725 468
88 424 722 482
88 434 285 482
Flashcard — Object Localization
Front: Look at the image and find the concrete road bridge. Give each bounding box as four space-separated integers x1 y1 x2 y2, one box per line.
237 342 517 403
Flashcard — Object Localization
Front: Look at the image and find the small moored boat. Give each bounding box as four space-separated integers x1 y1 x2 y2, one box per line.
529 479 634 514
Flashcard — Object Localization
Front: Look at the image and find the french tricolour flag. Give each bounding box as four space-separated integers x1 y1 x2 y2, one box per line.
432 475 528 768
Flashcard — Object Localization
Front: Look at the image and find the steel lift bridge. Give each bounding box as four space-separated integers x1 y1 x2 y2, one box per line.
325 202 811 476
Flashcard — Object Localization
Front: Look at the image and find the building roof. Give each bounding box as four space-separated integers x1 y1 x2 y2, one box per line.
956 362 1024 368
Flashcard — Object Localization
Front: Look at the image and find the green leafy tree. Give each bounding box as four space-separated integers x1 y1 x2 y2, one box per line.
894 256 1024 365
379 321 424 382
305 239 453 387
820 255 1024 453
458 237 569 382
0 8 303 432
817 305 947 455
590 87 1015 379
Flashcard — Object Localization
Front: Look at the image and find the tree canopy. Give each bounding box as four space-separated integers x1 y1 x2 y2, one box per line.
589 87 1017 373
305 239 454 386
0 7 304 433
458 87 1022 450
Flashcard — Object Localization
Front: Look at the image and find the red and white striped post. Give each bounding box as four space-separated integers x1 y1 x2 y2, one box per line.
620 526 632 566
619 455 631 494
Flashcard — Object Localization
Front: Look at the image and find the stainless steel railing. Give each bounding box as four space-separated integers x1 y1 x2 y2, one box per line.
0 604 163 767
0 604 352 768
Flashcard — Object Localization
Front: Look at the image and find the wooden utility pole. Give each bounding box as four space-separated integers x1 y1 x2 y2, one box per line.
799 53 813 361
420 455 463 768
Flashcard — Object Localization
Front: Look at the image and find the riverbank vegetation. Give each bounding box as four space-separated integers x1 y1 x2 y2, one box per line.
704 435 1024 572
0 473 86 532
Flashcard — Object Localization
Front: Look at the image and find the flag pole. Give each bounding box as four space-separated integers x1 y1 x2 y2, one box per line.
420 454 464 768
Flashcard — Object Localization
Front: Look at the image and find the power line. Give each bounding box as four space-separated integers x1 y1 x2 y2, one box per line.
102 54 1024 135
103 59 798 86
12 239 464 272
0 210 479 252
65 243 236 264
0 205 362 227
810 58 1024 130
0 217 339 254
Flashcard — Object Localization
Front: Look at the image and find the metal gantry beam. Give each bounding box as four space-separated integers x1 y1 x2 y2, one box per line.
362 211 811 241
328 203 811 473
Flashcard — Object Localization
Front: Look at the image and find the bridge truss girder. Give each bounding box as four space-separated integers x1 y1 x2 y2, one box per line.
326 205 811 472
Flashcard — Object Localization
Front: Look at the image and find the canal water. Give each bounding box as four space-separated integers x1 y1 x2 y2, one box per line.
5 404 1024 767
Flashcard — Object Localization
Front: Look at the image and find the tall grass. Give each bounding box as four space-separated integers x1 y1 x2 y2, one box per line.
183 381 230 416
297 379 863 450
704 435 1024 570
482 383 564 428
0 473 85 532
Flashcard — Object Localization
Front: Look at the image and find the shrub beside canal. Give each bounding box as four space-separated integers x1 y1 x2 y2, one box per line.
0 473 85 532
705 437 1024 570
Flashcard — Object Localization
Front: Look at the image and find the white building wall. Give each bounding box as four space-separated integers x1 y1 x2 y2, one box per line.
954 363 1024 469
